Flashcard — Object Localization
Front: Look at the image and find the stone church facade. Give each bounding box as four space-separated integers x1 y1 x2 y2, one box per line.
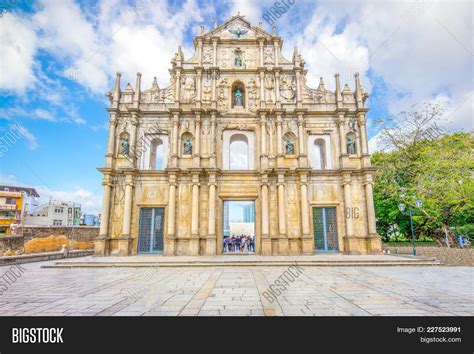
95 15 381 256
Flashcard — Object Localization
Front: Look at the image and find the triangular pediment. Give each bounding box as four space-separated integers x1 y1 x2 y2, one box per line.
203 15 273 40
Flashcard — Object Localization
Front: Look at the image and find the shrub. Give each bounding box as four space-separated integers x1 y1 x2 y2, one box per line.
418 235 434 242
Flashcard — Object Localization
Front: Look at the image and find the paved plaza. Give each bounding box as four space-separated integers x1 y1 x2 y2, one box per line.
0 259 472 316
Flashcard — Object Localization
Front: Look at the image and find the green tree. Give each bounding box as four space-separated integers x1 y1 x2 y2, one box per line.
371 103 473 245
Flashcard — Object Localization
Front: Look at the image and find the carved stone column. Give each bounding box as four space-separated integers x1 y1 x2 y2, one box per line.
165 173 177 256
112 72 121 109
277 172 288 254
196 68 202 103
197 38 203 66
206 173 217 255
274 70 281 107
299 173 312 254
259 39 264 67
342 174 353 238
337 112 349 168
273 39 279 66
364 180 377 236
170 112 179 168
300 174 309 232
133 72 141 109
358 111 371 167
119 173 134 256
260 112 267 169
189 172 200 255
209 111 217 168
342 173 359 254
364 175 381 253
297 112 307 167
211 70 217 106
193 112 201 167
261 174 271 255
122 176 134 237
276 112 283 166
105 114 117 168
129 113 139 168
95 174 112 255
175 70 181 102
212 38 218 66
295 70 302 106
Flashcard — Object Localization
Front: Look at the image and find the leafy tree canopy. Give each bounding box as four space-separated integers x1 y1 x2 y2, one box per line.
371 103 473 244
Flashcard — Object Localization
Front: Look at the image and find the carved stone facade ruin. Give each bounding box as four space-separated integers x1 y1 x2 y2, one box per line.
95 15 380 256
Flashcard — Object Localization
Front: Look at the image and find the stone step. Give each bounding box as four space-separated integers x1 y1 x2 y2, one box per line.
43 259 440 268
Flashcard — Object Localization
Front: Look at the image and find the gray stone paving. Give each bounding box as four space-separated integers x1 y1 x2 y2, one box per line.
0 260 472 316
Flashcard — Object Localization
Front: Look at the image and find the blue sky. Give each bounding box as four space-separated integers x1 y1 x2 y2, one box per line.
0 0 472 213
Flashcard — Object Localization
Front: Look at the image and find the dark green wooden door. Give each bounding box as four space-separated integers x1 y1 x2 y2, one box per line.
312 207 338 252
138 208 164 254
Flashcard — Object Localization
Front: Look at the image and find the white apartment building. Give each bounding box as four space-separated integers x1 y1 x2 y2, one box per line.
24 200 82 227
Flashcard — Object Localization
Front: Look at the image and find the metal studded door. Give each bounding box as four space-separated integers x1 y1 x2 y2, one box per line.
312 207 338 252
138 208 164 254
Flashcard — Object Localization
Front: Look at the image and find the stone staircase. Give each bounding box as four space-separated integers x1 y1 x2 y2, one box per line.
42 254 440 268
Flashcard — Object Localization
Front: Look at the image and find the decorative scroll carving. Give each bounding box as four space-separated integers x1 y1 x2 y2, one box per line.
218 78 229 111
280 75 296 102
203 46 213 64
264 47 274 64
202 78 212 103
141 78 175 104
247 77 260 112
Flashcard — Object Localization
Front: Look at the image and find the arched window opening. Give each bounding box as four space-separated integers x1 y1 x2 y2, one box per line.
231 81 245 108
229 134 249 170
150 138 164 170
313 138 326 170
346 133 357 155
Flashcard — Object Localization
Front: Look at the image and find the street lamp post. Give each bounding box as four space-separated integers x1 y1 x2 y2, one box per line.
398 198 423 257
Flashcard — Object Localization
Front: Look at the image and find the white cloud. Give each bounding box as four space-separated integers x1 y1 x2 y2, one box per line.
15 124 39 150
0 174 26 187
285 0 472 152
1 0 471 137
0 13 38 92
34 108 55 121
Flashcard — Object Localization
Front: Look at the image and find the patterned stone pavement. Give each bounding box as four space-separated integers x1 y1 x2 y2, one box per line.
0 260 472 316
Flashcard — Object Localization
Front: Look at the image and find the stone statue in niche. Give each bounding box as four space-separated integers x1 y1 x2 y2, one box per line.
235 53 242 68
347 135 356 155
183 137 193 155
234 87 243 106
285 137 295 155
120 135 130 156
264 47 274 64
